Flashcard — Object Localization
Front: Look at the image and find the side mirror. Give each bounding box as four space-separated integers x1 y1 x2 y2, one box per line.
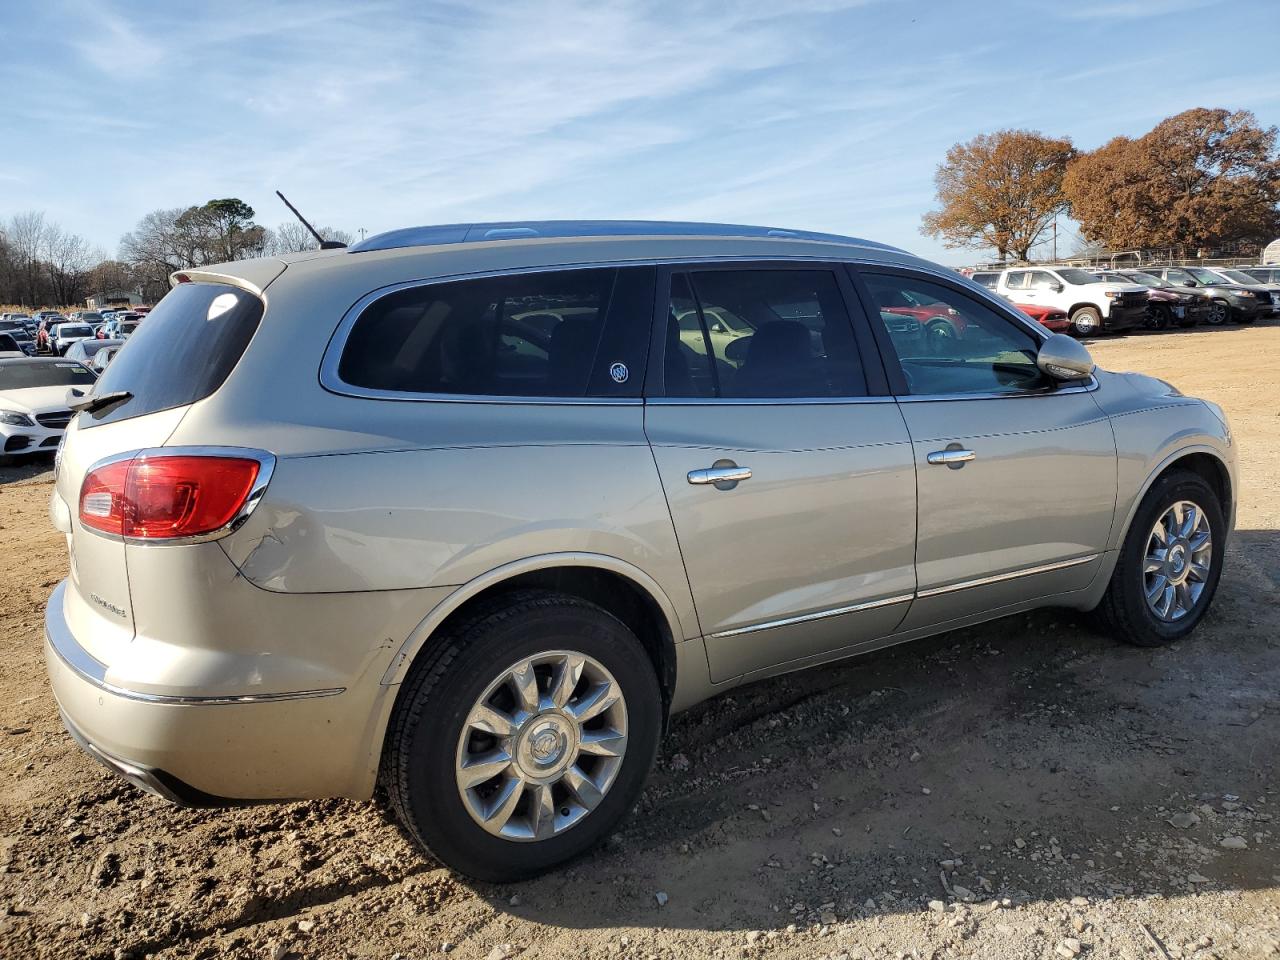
1182 281 1197 287
1049 281 1064 292
1037 333 1095 381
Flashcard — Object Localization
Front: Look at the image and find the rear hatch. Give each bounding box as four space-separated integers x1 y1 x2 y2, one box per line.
53 273 275 663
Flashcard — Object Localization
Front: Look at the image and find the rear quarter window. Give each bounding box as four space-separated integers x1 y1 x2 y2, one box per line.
84 282 263 426
332 267 651 399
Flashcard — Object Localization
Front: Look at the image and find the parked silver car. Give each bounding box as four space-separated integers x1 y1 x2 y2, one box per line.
45 222 1236 880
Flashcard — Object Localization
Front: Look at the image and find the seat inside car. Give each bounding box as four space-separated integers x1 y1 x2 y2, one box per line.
730 319 816 397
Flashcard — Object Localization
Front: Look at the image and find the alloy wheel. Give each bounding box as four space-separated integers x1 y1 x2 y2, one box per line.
1143 500 1212 622
454 650 628 841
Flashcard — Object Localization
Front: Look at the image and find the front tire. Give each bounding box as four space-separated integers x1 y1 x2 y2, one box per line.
1069 306 1102 337
383 590 662 881
1091 470 1224 647
1206 300 1229 325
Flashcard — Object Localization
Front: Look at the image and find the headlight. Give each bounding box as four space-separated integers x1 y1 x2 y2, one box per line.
1104 291 1119 298
1234 291 1256 298
0 411 34 427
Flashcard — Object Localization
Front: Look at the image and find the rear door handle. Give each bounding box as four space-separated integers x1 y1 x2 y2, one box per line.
688 465 752 486
926 448 976 468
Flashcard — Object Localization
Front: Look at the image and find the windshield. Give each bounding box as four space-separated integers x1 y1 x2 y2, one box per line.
89 282 264 425
1218 269 1258 284
0 361 97 389
1124 272 1168 288
58 325 93 338
1186 268 1225 284
1056 269 1098 285
119 321 140 334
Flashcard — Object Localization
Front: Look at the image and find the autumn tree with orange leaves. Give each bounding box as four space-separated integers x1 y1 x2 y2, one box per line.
921 130 1076 262
1063 108 1280 256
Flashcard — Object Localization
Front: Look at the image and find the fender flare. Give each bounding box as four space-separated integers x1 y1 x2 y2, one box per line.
1111 443 1233 553
378 551 690 687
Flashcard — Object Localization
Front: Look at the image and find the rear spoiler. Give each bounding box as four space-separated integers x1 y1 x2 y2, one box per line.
169 259 288 297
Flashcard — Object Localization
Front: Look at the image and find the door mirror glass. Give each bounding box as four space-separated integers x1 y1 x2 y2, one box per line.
1036 333 1095 381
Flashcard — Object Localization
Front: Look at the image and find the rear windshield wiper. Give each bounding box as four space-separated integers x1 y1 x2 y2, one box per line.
69 390 133 415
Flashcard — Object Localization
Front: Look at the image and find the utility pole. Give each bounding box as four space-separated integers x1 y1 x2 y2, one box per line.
1052 216 1057 262
359 227 367 241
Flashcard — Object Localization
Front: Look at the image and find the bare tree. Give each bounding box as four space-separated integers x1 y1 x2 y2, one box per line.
262 221 355 255
7 211 48 306
43 227 96 306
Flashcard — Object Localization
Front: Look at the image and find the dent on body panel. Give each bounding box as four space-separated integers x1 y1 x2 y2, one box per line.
225 443 691 601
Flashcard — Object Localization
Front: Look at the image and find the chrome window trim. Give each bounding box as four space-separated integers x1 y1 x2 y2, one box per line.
46 582 344 704
77 445 276 546
915 553 1099 599
894 377 1099 402
319 254 933 405
647 395 898 407
709 593 914 639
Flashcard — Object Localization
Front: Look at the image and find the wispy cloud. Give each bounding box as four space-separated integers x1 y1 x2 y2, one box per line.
0 0 1276 265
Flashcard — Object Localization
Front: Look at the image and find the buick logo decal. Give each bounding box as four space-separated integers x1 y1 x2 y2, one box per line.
609 362 629 384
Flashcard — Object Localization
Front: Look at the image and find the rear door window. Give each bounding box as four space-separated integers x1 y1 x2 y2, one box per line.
85 282 264 426
660 268 867 399
335 267 650 398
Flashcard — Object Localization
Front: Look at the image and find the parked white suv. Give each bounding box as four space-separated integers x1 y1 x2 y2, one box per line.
997 267 1148 336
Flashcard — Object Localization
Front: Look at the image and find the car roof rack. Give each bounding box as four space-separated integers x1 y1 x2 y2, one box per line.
347 220 903 254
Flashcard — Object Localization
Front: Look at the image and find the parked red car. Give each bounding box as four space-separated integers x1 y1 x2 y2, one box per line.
1008 301 1070 332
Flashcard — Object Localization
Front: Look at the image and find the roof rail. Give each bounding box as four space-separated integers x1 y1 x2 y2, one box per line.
347 220 903 254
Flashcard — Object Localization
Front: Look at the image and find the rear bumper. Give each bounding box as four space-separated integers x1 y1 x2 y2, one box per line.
44 579 393 803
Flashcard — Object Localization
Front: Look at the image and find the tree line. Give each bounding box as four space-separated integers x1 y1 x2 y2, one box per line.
0 199 352 308
921 107 1280 262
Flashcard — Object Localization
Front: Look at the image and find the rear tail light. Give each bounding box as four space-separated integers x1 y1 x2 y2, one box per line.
79 454 266 540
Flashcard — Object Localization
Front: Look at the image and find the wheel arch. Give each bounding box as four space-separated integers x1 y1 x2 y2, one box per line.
1069 301 1102 317
379 553 685 715
1113 446 1233 553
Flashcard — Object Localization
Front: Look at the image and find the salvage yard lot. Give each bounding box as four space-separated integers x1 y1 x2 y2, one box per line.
1 324 1277 960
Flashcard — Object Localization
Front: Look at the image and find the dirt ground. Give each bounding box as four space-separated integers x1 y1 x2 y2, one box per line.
1 324 1277 960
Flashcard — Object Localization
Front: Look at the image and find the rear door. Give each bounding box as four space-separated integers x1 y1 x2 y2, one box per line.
852 267 1116 630
52 280 268 664
644 263 917 682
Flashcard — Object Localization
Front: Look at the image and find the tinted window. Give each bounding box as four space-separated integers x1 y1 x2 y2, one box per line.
1004 271 1028 290
863 273 1050 396
0 360 96 388
1056 269 1097 285
58 325 93 338
88 282 263 426
1029 271 1059 290
970 272 999 289
338 268 646 398
0 334 19 351
662 269 865 398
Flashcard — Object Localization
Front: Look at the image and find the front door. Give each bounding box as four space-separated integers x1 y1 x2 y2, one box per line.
644 264 918 682
855 268 1117 630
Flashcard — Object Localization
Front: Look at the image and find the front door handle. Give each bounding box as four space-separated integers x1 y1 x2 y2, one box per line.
926 448 976 468
688 464 752 487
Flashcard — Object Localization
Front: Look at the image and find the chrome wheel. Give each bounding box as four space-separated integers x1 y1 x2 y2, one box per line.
1143 500 1212 622
455 650 627 841
1207 301 1228 325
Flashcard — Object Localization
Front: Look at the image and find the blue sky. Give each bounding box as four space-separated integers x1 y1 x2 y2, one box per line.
2 0 1278 265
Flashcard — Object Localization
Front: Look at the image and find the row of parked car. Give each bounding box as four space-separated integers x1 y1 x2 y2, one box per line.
0 307 144 364
965 264 1280 337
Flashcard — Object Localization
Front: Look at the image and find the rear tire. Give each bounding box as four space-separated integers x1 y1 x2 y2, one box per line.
1090 471 1224 647
1069 306 1102 337
383 590 662 882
